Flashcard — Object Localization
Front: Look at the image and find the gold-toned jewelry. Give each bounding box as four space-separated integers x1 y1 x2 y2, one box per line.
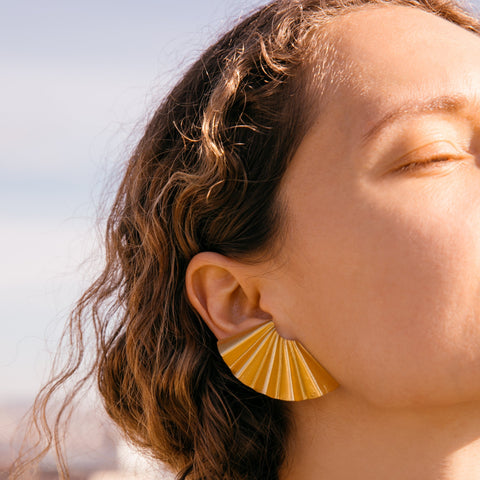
217 321 339 401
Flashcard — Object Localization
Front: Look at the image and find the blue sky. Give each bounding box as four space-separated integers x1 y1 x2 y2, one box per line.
2 0 480 402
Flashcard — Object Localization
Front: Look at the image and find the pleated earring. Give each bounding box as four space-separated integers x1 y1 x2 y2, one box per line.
217 321 339 401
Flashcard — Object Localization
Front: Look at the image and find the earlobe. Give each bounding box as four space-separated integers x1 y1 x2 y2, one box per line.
185 252 271 340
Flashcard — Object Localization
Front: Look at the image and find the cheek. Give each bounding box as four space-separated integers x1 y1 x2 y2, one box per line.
285 180 480 407
355 199 480 399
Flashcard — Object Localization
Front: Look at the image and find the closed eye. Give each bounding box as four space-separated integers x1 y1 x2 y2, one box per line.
396 155 461 173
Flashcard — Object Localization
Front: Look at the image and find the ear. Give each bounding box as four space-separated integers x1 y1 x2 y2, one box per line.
185 251 272 340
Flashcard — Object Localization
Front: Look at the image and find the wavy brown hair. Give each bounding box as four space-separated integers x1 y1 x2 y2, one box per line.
11 0 480 479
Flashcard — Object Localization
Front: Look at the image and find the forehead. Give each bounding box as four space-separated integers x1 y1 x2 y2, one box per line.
320 5 480 124
332 6 480 77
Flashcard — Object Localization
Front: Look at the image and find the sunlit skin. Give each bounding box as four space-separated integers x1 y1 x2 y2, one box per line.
186 5 480 479
273 5 480 410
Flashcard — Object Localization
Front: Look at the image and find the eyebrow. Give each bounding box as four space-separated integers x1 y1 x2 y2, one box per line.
360 94 473 145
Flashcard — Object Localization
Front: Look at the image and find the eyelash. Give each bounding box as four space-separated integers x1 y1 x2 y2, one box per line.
396 155 454 173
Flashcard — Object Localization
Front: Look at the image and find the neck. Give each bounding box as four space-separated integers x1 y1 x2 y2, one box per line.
281 388 480 480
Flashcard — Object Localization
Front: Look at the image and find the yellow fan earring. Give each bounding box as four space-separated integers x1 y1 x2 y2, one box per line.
217 320 339 401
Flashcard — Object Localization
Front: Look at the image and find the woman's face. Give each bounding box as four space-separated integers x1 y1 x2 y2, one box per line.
265 5 480 408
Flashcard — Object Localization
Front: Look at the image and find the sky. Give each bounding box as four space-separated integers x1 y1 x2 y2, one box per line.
0 0 271 402
2 0 480 404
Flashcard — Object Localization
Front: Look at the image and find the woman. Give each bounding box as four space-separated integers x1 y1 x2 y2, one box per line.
12 0 480 478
